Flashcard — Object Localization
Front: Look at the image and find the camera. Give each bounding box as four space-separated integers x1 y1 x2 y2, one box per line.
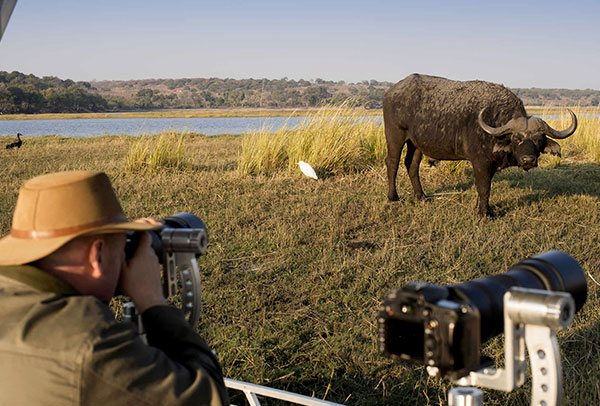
378 250 587 380
125 212 208 260
125 213 208 326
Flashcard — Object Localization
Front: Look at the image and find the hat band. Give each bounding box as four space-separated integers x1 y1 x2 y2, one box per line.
10 213 129 239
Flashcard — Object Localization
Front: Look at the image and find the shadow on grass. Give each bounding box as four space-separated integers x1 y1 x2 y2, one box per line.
430 162 600 197
492 163 600 216
191 161 237 172
417 162 600 217
495 163 600 197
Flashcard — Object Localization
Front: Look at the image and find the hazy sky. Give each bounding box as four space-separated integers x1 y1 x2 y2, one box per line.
1 0 599 89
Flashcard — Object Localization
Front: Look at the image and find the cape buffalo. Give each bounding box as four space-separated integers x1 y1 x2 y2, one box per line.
384 74 577 216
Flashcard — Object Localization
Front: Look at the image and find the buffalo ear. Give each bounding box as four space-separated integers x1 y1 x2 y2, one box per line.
542 139 561 157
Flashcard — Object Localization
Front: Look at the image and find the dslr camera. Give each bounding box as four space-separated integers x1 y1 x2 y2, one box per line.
125 213 208 326
378 251 587 380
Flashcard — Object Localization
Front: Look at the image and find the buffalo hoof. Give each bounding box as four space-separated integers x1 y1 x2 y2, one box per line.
388 193 400 202
478 207 495 218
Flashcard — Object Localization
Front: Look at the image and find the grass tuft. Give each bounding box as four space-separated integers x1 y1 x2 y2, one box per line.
539 106 600 163
238 103 385 176
124 131 190 171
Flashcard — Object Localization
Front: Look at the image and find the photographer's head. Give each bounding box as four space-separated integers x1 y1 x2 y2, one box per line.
0 170 160 301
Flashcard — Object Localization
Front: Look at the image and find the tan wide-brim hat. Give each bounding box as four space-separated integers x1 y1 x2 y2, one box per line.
0 170 161 266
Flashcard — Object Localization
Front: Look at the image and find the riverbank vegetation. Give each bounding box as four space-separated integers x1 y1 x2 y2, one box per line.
1 109 599 405
2 70 600 115
236 106 600 178
238 105 386 176
0 106 383 120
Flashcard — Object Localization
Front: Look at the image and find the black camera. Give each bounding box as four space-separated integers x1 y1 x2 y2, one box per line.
125 212 207 260
124 213 208 326
378 250 587 380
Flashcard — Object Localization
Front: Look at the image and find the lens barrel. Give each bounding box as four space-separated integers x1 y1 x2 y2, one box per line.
450 250 587 342
125 213 207 260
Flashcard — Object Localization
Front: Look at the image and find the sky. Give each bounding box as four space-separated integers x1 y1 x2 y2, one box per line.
1 0 599 89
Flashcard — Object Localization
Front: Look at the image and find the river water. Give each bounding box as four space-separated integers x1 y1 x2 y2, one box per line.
1 113 590 138
0 116 382 138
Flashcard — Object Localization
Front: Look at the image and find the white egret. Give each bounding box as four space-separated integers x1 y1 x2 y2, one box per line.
297 161 318 180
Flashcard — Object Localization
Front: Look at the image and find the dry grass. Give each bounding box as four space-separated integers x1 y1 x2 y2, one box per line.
542 106 600 163
124 131 190 171
0 117 599 405
238 104 385 176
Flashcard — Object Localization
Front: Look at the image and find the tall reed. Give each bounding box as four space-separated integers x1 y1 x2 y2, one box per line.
558 106 599 162
124 131 190 171
238 104 385 176
536 106 600 163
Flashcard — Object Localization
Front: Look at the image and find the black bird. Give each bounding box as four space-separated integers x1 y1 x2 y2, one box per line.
5 133 23 149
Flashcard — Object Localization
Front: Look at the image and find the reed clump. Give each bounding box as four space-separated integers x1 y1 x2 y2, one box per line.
124 131 190 171
538 106 600 163
238 104 385 176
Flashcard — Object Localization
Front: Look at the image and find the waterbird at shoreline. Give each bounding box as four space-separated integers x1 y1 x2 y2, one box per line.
5 133 23 150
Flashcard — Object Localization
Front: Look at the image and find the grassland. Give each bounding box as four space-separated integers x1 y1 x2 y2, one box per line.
0 110 599 405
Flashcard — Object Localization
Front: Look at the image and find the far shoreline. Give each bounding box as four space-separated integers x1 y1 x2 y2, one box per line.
0 105 595 121
0 107 383 121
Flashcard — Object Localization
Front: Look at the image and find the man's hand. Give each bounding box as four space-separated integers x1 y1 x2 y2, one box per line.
120 228 167 313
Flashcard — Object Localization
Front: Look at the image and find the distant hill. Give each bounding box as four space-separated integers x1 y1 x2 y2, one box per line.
1 71 599 114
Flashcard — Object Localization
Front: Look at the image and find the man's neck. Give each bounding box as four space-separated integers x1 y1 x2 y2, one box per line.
0 265 79 295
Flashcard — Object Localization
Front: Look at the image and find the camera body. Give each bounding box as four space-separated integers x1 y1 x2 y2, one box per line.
379 283 481 379
125 212 207 261
124 213 208 326
378 250 587 380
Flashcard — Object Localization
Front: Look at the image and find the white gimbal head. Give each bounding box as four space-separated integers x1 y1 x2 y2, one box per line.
447 287 575 406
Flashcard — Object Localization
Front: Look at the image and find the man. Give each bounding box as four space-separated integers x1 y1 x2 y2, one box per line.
0 170 229 405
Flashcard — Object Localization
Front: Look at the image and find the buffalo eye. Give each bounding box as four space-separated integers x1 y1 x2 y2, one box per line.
530 133 546 147
512 133 524 143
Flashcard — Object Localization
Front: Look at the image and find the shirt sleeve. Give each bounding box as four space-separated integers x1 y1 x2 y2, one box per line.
80 304 229 406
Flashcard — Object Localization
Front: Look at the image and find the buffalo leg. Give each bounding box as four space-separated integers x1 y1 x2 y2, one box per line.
472 162 497 216
385 124 406 201
405 142 425 200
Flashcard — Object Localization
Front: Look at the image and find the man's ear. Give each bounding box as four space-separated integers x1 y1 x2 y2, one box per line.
542 139 562 156
88 238 104 279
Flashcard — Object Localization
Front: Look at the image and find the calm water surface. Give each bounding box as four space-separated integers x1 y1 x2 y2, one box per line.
0 116 382 138
1 113 587 138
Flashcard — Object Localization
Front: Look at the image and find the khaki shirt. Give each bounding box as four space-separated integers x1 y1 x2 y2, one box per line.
0 265 228 405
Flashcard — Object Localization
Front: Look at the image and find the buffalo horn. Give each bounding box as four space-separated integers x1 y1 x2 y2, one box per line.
478 107 512 137
546 109 578 139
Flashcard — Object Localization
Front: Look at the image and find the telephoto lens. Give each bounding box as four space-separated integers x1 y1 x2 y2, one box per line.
379 250 588 378
451 250 587 342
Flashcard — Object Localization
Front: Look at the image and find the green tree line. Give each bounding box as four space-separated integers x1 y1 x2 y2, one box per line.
0 71 109 113
1 71 599 114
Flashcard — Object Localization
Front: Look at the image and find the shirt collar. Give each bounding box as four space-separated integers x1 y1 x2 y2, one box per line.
0 265 79 295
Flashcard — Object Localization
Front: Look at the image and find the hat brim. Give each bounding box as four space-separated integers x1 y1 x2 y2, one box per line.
0 221 161 266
